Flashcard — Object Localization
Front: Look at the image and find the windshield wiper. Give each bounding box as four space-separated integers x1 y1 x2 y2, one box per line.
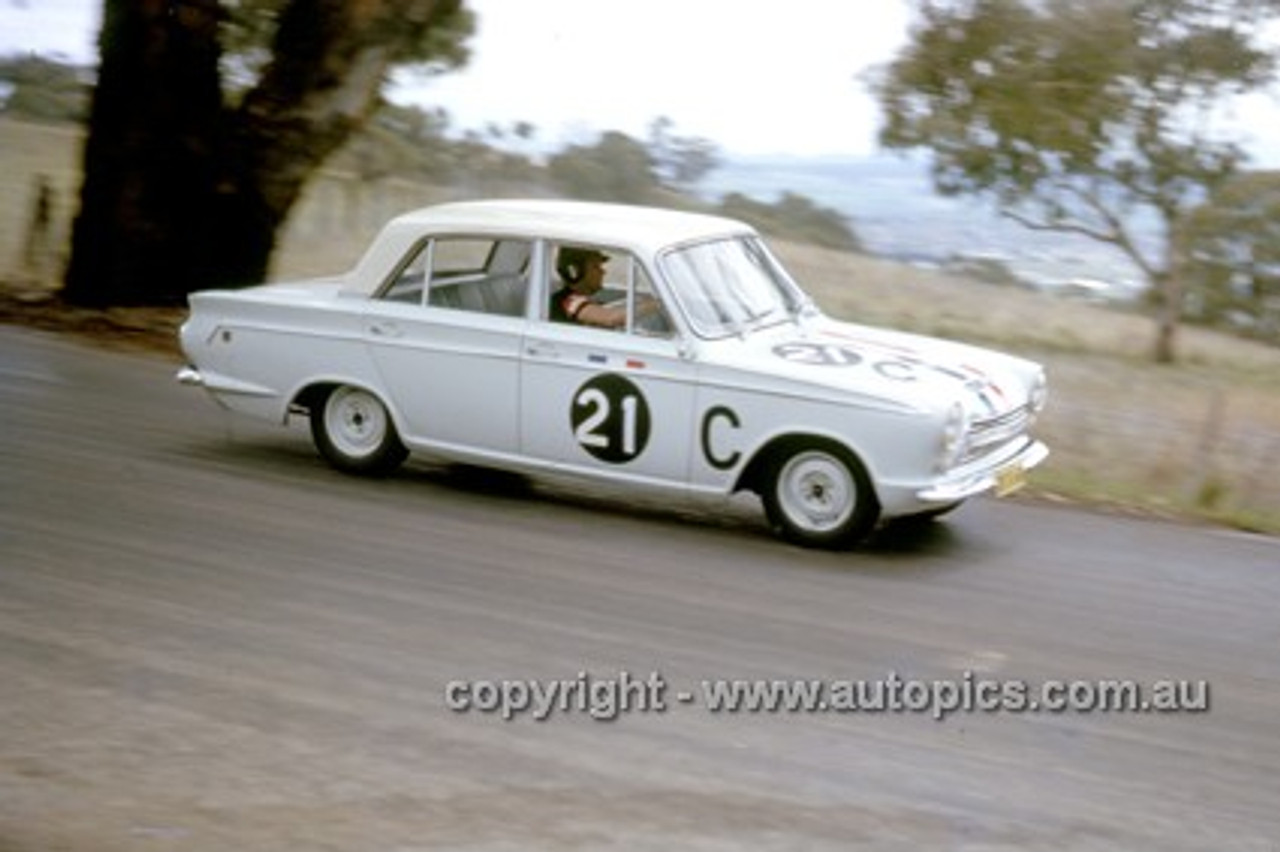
740 306 787 332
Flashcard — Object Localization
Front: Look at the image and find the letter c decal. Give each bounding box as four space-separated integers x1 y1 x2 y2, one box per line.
701 405 742 471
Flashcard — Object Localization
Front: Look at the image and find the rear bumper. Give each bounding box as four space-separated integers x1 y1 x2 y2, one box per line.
176 366 204 387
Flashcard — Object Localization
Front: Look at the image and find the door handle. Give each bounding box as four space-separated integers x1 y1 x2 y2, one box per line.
369 321 402 338
526 341 560 359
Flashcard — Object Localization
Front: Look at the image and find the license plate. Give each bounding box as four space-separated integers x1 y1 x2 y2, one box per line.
995 464 1026 497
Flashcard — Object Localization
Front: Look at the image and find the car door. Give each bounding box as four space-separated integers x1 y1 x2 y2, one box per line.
520 245 699 486
363 236 530 458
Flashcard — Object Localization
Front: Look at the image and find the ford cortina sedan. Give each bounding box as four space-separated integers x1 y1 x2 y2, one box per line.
178 200 1048 548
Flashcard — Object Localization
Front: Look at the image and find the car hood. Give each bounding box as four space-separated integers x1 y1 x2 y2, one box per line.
696 315 1042 417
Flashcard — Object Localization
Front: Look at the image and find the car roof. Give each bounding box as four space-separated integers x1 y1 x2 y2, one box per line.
397 199 752 249
343 199 757 296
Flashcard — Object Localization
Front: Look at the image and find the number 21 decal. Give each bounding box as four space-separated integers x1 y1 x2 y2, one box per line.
571 374 651 463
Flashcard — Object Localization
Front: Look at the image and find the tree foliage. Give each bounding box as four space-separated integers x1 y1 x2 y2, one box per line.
216 0 472 94
547 131 663 203
871 0 1280 361
647 116 723 192
716 192 863 253
0 55 91 122
1181 170 1280 341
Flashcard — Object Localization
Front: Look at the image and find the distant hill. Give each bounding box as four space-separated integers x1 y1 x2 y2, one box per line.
701 153 1148 299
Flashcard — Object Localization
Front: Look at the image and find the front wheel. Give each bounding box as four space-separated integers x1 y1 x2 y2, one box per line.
911 501 964 522
309 385 408 476
761 442 879 549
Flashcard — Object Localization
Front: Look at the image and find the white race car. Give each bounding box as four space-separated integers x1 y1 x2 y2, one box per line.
178 199 1048 548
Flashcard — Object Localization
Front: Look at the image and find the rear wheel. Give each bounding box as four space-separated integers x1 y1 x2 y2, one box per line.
309 385 407 476
761 442 878 549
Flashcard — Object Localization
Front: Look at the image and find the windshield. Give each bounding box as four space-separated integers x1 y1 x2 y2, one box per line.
660 236 809 339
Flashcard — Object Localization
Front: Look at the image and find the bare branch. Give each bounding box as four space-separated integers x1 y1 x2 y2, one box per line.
1062 181 1160 278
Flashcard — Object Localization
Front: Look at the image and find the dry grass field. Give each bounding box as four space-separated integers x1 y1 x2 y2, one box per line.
3 117 1278 533
779 244 1280 533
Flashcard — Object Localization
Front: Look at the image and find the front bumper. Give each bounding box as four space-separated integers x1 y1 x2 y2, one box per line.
916 438 1050 504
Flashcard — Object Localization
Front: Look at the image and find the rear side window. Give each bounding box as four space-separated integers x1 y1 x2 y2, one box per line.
380 237 532 318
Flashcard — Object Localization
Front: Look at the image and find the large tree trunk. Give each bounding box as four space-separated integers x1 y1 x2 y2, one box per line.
1151 267 1187 364
1152 227 1192 364
211 0 439 287
1154 308 1178 364
64 0 224 306
64 0 458 307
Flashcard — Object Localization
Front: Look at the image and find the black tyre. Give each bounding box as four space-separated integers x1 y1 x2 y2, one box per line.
309 385 408 476
761 442 879 549
912 501 964 521
885 502 964 533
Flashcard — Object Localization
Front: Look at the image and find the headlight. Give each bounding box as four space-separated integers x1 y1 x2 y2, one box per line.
937 401 971 472
1028 371 1049 421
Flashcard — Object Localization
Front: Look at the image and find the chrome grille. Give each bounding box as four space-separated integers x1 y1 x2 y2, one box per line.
963 405 1031 464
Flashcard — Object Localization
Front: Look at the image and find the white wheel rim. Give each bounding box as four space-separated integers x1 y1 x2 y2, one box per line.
324 387 387 459
777 451 856 533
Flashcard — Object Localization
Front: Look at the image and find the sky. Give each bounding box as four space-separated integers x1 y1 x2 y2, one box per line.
391 1 914 156
0 0 911 157
2 0 1279 162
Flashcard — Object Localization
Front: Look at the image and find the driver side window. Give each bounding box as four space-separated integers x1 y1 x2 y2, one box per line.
545 242 673 337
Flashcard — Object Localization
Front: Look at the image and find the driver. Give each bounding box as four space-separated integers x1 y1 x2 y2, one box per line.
551 246 627 328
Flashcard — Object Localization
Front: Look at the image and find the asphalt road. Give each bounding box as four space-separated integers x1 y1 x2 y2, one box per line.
2 325 1278 851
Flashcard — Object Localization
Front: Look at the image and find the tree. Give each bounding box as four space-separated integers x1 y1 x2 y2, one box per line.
547 131 661 203
716 192 863 253
646 116 722 192
63 0 472 307
1181 171 1280 341
871 0 1280 362
0 54 91 122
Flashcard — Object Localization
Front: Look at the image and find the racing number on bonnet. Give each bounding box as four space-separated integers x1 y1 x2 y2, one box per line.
571 374 651 463
773 342 864 366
